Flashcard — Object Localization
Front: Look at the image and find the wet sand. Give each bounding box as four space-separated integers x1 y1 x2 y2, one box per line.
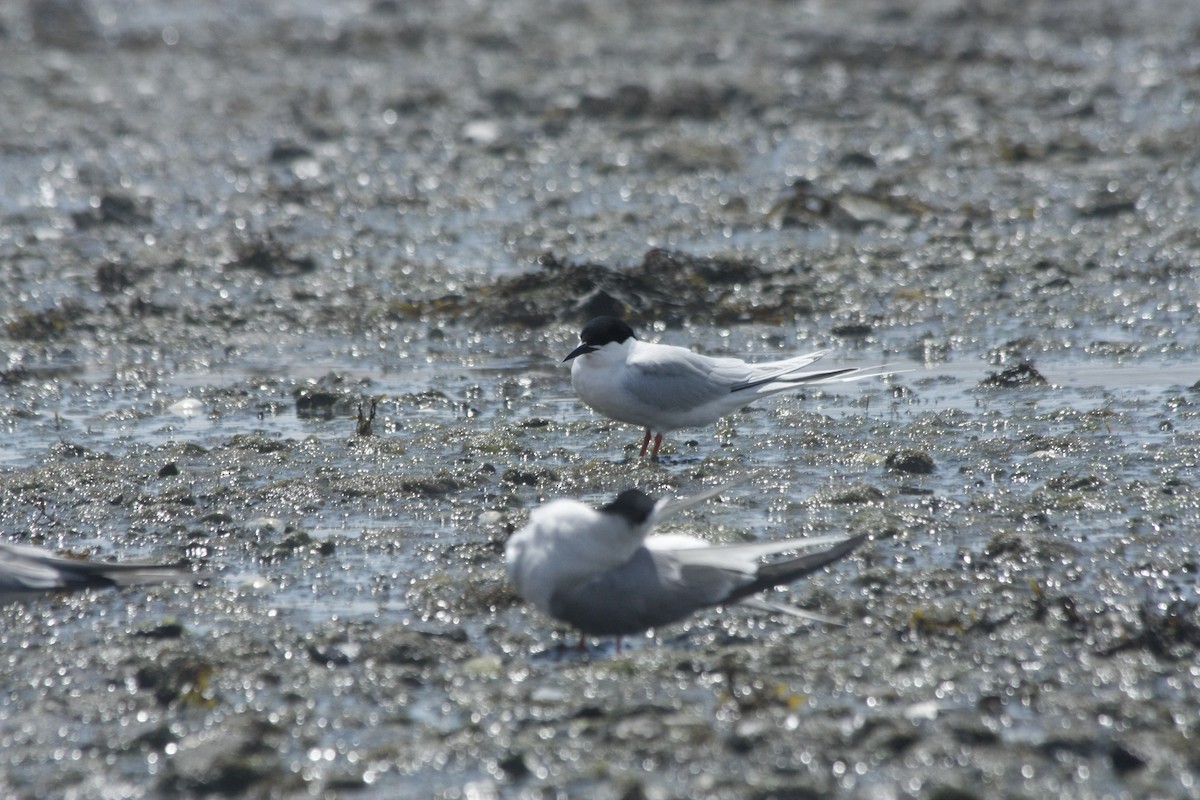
2 0 1200 798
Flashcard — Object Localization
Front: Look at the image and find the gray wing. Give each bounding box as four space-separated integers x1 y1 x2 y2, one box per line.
548 547 750 636
548 535 868 636
622 346 740 413
625 345 860 406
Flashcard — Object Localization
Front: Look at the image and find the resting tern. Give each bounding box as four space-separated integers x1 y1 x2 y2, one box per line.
563 316 890 460
505 483 865 647
1 541 190 595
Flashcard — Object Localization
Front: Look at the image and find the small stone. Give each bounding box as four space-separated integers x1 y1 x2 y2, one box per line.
497 752 530 780
168 398 204 418
294 389 341 419
30 0 102 49
828 484 886 505
885 449 935 474
462 655 503 679
831 322 873 337
927 786 980 800
308 641 360 666
1109 742 1147 774
134 621 186 639
530 686 567 704
980 362 1048 388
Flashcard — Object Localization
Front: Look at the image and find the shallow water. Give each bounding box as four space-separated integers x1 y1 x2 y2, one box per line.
4 332 1200 798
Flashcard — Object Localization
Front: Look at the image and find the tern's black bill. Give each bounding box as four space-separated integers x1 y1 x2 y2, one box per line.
563 343 596 362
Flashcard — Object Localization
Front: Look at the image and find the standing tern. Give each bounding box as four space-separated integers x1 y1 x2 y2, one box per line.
505 483 865 648
563 316 890 460
1 541 190 595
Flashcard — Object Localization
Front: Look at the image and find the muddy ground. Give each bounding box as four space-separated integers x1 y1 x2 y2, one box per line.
2 0 1200 798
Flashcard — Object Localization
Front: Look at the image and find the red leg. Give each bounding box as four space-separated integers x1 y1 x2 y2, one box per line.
650 433 664 460
577 632 587 651
638 428 652 457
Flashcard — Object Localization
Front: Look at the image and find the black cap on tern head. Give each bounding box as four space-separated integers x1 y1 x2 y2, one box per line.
563 317 638 362
599 488 657 526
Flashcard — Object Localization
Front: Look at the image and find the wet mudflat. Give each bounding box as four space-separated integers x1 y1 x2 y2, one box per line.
2 0 1200 798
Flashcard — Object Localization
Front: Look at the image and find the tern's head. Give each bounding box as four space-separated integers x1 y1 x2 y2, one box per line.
598 488 658 534
563 317 637 362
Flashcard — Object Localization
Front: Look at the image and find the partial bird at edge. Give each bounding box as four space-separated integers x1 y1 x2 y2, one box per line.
0 541 194 595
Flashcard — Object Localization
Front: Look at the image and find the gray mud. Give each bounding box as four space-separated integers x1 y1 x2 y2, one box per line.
2 0 1200 798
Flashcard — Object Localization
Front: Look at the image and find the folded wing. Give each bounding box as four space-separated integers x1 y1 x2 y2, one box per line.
548 534 866 636
548 547 745 635
621 347 732 414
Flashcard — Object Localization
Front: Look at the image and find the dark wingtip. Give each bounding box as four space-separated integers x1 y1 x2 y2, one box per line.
737 533 868 601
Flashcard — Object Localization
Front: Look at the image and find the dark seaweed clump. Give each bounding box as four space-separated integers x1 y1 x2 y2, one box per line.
387 248 824 328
